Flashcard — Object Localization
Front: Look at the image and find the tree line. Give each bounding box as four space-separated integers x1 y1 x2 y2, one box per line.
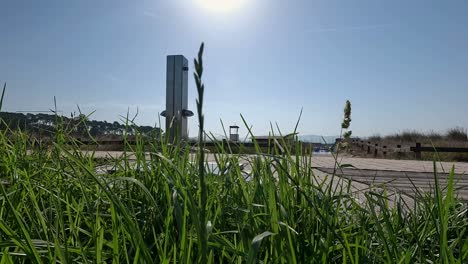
0 112 162 139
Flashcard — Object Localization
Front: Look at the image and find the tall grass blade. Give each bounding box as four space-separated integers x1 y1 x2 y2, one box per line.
247 231 275 264
194 42 208 263
0 83 6 111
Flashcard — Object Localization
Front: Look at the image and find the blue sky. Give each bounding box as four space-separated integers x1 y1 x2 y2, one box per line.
1 0 467 138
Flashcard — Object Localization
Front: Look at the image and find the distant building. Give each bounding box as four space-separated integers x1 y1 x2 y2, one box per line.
252 134 297 146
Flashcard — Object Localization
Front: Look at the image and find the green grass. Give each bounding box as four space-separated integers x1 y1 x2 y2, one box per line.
1 47 468 263
367 129 467 151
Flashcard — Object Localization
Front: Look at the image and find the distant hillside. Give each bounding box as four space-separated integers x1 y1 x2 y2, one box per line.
0 112 161 138
298 135 338 144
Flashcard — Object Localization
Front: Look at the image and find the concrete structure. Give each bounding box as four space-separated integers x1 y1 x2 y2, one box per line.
161 55 193 142
229 125 239 142
253 135 295 146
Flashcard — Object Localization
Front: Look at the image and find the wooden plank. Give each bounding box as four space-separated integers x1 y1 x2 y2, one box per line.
410 146 468 153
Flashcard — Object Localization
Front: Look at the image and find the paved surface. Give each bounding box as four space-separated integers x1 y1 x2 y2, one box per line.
89 151 468 203
311 156 468 201
89 151 468 174
311 156 468 174
316 167 468 200
312 169 416 209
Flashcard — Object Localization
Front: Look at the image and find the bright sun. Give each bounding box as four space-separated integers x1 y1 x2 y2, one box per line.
196 0 246 13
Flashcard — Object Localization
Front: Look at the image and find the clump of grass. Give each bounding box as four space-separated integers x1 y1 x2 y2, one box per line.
427 130 443 141
446 127 468 141
0 47 468 263
368 134 382 142
385 130 426 142
371 128 467 144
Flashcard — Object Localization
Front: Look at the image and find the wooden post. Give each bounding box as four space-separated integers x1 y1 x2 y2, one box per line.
415 143 422 160
367 142 371 154
374 144 378 157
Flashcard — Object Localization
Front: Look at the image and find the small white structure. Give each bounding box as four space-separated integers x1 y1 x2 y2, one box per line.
229 125 239 142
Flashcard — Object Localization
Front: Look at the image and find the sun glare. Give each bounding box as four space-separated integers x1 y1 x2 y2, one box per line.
196 0 246 14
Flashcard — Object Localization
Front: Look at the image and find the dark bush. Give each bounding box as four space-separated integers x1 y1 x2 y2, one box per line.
446 127 468 141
